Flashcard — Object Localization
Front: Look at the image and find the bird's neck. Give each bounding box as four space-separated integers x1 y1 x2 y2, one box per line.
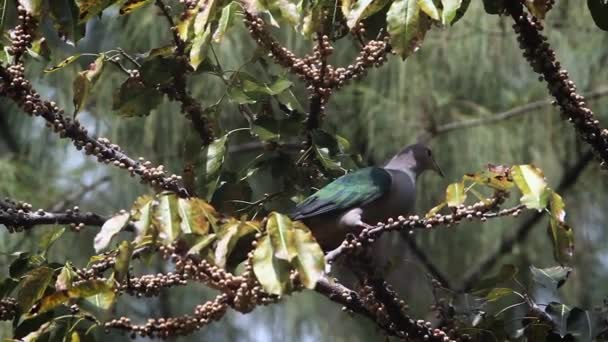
384 151 419 180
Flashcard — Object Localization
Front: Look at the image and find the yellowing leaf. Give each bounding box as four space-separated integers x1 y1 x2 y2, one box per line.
119 0 153 14
252 235 291 295
345 0 391 28
187 234 217 255
418 0 440 20
18 266 53 313
157 194 181 243
292 222 325 289
94 213 130 253
114 241 133 283
267 212 297 262
387 0 432 59
76 0 115 24
73 54 104 115
446 182 466 207
485 287 514 302
512 165 550 210
44 54 83 73
214 218 258 267
213 2 238 42
524 0 548 19
37 279 113 314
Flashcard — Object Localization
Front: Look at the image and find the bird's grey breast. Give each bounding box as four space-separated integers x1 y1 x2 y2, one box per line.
362 169 415 224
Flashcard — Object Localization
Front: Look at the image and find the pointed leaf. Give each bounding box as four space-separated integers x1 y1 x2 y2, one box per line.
17 266 54 313
425 201 446 218
37 279 113 314
44 54 83 73
190 26 212 70
114 241 133 283
133 200 153 241
292 222 325 289
485 287 514 302
548 191 574 265
267 212 297 262
214 218 258 267
589 0 608 31
157 194 181 243
418 0 440 20
119 0 153 14
177 197 218 235
213 2 238 42
524 0 549 19
55 263 76 291
511 165 550 210
252 235 291 295
94 213 130 253
446 182 466 207
346 0 391 28
441 0 463 25
187 234 217 255
73 54 104 115
198 135 228 200
387 0 432 59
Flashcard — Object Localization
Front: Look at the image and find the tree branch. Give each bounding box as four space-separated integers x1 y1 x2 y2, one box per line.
458 150 594 292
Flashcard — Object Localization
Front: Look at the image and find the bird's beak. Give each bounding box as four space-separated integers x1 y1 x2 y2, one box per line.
432 158 444 178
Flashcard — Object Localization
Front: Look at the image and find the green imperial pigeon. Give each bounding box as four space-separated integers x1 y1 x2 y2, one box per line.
290 144 443 250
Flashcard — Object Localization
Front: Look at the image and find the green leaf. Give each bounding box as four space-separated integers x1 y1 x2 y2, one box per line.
345 0 391 28
114 241 133 283
198 135 228 200
177 197 218 235
425 201 446 218
386 0 432 59
588 0 608 30
55 263 76 291
133 200 153 242
50 0 85 43
17 266 54 313
190 26 212 70
213 2 238 42
84 282 116 310
187 234 217 255
446 182 466 207
214 219 258 267
9 253 45 279
482 0 504 14
112 78 163 117
194 0 219 34
228 87 257 104
545 302 570 336
38 227 65 257
252 235 291 295
524 0 549 19
37 279 113 314
485 287 514 302
471 264 517 297
44 54 83 73
567 307 597 342
94 213 130 253
119 0 153 14
73 54 105 116
511 165 550 210
243 78 293 96
27 38 50 61
292 222 325 289
530 265 571 292
76 0 115 23
157 194 181 243
266 212 297 262
418 0 440 20
548 191 574 265
251 115 301 142
452 0 470 24
441 0 462 25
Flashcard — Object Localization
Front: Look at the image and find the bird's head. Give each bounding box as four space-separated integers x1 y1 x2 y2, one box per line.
385 143 444 178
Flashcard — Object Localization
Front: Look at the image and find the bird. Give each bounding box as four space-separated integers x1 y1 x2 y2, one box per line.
290 143 443 251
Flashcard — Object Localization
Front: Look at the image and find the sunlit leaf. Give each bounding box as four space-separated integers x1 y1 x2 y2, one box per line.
73 54 105 116
252 235 291 295
464 165 513 190
471 264 517 297
187 234 217 255
157 194 181 243
19 0 43 16
441 0 463 25
511 165 550 210
114 241 133 283
548 191 574 265
94 213 130 253
485 287 514 302
20 321 54 342
190 26 212 70
17 266 54 313
214 218 258 267
69 331 81 342
198 135 228 200
177 197 218 235
292 222 325 289
44 54 83 73
55 263 76 291
37 279 113 314
446 182 466 207
588 0 608 31
524 0 548 19
425 201 446 218
213 2 238 42
133 200 153 242
38 227 65 257
119 0 153 14
266 212 297 262
345 0 391 28
418 0 440 20
386 0 432 59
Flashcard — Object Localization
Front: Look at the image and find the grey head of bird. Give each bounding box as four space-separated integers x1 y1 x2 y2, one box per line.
384 143 444 178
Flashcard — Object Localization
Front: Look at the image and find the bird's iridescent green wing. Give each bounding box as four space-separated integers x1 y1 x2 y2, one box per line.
290 167 392 220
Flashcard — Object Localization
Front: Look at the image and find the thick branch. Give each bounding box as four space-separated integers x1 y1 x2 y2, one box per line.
458 150 594 292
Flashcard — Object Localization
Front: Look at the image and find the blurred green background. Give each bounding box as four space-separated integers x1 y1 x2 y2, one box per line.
1 1 608 340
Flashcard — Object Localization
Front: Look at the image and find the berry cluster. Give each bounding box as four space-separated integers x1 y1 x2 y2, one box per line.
0 298 17 321
7 6 36 61
0 64 189 196
507 1 608 166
